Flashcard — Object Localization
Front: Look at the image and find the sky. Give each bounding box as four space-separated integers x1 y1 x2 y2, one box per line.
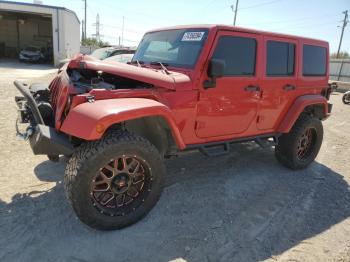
6 0 350 53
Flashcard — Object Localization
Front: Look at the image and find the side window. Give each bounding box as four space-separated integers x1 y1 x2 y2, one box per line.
212 36 256 76
266 41 295 76
303 45 327 76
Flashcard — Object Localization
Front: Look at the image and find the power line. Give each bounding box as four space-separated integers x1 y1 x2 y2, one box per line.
199 0 217 11
240 12 340 26
103 24 144 34
104 35 140 44
238 0 283 10
271 20 339 32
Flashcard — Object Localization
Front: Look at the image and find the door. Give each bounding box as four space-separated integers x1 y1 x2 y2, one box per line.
257 36 298 130
195 31 262 138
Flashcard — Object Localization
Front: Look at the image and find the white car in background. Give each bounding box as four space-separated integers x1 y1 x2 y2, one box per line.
19 46 45 63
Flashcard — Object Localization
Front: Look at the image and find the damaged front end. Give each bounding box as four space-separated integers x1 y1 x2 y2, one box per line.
14 54 188 160
14 80 74 159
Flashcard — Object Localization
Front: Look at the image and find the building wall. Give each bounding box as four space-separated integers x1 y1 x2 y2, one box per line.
18 17 52 49
61 10 80 59
330 59 350 83
0 17 17 57
51 9 80 65
0 1 80 66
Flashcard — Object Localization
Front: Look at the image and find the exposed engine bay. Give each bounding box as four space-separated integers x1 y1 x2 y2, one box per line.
16 83 54 127
67 68 154 92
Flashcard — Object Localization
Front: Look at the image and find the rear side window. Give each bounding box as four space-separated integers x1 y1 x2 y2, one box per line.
266 41 295 76
303 45 327 76
212 36 256 76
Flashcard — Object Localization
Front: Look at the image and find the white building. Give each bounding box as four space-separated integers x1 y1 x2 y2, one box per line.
0 0 80 66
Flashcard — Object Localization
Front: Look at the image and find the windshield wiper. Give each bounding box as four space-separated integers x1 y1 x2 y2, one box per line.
129 60 144 67
150 61 170 75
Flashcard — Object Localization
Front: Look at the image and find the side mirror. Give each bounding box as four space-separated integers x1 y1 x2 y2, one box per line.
204 59 225 89
208 59 225 78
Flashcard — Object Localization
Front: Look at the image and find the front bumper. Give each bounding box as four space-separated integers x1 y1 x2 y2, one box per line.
14 80 73 156
28 124 74 155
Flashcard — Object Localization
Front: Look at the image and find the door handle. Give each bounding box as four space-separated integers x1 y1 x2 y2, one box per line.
245 85 260 92
283 84 296 91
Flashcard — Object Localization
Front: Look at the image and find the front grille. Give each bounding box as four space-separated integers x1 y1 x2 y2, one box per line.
49 72 70 129
49 77 60 112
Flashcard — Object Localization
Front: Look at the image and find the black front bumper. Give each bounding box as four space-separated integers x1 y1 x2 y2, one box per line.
14 81 74 156
28 124 74 155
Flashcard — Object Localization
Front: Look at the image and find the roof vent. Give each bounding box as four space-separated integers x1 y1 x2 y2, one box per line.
33 0 43 4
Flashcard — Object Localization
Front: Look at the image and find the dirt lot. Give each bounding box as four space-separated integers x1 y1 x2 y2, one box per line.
0 61 350 262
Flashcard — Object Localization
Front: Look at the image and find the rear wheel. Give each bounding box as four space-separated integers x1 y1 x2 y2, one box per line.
64 130 165 230
275 114 323 170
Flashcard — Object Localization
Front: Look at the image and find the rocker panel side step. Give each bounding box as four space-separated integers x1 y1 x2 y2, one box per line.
187 133 280 157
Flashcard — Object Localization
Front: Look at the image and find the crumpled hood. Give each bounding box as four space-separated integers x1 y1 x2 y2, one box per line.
68 54 192 90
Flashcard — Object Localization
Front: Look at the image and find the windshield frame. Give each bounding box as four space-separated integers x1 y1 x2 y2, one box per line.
132 28 209 69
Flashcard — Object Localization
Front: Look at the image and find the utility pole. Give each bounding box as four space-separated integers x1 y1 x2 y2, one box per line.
92 14 102 42
82 0 87 40
121 16 125 46
337 10 348 58
81 19 85 41
230 0 239 26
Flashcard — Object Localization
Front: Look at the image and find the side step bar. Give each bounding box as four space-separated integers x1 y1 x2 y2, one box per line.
189 134 280 157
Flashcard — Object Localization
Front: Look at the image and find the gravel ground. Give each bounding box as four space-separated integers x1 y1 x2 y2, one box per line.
0 60 350 262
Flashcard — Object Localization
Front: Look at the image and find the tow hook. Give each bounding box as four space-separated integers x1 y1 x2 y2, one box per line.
15 119 34 140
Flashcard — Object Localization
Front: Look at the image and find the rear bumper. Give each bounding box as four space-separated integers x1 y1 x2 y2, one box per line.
14 80 73 156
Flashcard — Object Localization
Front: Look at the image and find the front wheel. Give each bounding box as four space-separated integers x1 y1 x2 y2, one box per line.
64 130 165 230
342 92 350 104
275 114 323 170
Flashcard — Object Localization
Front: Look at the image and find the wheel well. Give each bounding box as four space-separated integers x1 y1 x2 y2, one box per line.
106 116 178 156
303 104 326 119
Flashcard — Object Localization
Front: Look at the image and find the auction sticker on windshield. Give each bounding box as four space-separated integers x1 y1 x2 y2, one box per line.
182 32 205 41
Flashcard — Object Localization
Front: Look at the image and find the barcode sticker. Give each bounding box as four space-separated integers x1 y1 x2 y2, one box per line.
181 32 205 41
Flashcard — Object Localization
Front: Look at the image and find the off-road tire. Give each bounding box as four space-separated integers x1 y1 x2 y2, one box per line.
342 93 350 104
275 113 323 170
64 130 165 230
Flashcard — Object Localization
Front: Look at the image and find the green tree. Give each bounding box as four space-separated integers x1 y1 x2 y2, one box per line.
81 37 110 48
330 51 349 59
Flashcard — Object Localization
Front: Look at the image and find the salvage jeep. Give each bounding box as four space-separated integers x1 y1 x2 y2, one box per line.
14 25 332 230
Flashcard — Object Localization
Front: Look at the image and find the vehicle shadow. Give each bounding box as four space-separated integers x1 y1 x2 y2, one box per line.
0 143 349 262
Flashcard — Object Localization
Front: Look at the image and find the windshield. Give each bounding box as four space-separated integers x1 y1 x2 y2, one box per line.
132 29 208 69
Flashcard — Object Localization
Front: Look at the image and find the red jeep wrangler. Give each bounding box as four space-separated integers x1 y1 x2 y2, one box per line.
15 25 332 230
